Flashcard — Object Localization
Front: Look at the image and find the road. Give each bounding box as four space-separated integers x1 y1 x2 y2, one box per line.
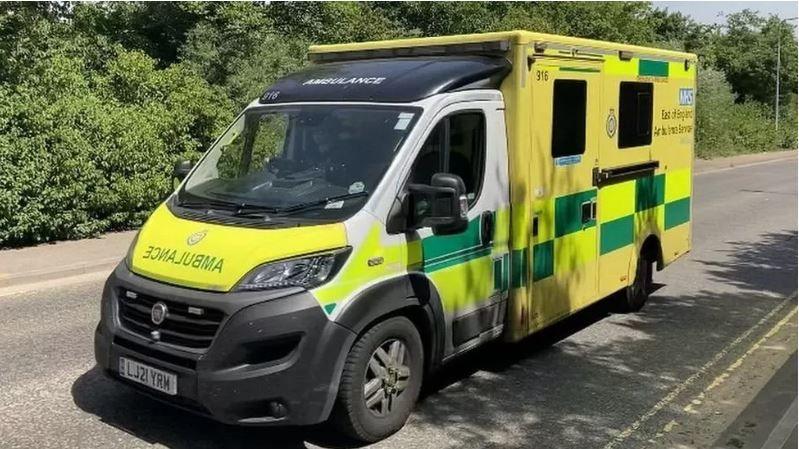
0 157 796 449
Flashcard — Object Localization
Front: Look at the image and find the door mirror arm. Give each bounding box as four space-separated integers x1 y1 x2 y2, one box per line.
386 193 411 235
173 159 194 181
169 159 195 199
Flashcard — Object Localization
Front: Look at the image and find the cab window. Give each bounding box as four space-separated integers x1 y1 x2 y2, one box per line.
409 111 486 204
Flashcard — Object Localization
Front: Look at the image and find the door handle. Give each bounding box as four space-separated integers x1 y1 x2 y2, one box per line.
480 211 494 246
581 199 597 224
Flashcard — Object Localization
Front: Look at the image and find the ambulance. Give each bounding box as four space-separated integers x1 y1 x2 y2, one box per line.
94 31 695 442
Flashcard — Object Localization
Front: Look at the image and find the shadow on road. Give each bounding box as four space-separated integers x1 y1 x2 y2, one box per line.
71 230 798 449
699 230 798 296
72 366 321 449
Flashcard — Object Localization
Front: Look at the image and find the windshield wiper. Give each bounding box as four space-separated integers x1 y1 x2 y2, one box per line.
178 192 368 218
176 198 237 211
275 191 370 215
231 203 281 217
177 198 277 217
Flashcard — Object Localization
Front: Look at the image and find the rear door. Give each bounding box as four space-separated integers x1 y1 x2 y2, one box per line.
528 59 602 330
596 69 659 297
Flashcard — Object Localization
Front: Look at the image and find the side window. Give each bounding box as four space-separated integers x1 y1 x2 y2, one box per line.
618 81 653 148
409 111 486 203
409 121 444 186
551 79 587 158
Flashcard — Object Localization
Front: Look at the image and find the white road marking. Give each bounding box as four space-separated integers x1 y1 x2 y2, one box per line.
602 291 798 449
760 397 798 449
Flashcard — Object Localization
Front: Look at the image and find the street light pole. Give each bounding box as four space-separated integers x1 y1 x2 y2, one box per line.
776 32 780 131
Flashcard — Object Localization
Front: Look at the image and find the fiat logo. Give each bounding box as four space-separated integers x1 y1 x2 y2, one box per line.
187 230 207 246
151 302 168 325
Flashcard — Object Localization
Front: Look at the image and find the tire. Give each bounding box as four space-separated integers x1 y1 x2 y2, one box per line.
330 316 424 443
618 252 653 312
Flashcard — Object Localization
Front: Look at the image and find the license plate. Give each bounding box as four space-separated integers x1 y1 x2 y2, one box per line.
118 357 177 396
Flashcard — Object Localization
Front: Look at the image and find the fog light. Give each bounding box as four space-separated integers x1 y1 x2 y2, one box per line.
267 401 287 418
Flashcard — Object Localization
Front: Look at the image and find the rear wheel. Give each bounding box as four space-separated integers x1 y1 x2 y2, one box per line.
618 252 653 312
330 316 423 443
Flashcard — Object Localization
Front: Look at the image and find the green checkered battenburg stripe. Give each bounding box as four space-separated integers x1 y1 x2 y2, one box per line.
511 173 690 287
420 211 515 294
665 197 690 229
635 174 665 212
532 240 554 281
493 253 510 292
421 217 491 273
511 248 528 288
600 215 634 255
598 173 690 256
555 190 597 237
639 59 669 77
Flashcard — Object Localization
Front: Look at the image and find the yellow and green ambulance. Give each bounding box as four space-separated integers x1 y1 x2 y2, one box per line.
95 31 695 442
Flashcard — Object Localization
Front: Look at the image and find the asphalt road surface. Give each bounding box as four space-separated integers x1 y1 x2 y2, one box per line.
1 157 796 449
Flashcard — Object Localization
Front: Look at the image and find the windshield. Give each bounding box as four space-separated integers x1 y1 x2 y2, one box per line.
180 105 420 220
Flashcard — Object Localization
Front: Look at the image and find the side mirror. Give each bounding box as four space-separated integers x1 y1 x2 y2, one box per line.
406 173 469 235
173 159 194 181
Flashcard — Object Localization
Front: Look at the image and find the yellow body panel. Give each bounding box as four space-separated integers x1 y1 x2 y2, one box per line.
427 256 496 314
313 224 422 311
130 205 348 292
554 228 598 274
600 181 637 222
665 168 692 203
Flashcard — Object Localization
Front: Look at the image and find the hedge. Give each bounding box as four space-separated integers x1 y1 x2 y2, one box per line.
0 43 233 245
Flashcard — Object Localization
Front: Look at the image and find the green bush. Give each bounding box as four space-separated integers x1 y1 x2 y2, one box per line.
695 67 779 158
777 92 798 149
0 41 232 246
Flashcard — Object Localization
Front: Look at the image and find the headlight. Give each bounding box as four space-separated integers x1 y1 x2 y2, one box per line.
235 248 350 292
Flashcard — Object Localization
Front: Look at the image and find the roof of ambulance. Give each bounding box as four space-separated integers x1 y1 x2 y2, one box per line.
258 31 696 105
259 56 511 104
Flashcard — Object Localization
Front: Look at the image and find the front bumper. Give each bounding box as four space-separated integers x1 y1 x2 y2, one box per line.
94 263 356 425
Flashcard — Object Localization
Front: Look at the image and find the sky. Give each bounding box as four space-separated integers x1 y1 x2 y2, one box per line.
653 1 798 24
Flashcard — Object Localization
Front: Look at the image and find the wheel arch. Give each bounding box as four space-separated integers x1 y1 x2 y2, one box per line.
333 273 447 376
640 233 664 270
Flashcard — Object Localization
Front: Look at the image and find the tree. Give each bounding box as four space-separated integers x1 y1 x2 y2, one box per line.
72 2 203 66
695 66 776 158
712 10 798 104
267 2 405 44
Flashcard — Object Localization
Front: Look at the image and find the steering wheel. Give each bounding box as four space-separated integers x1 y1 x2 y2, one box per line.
265 158 299 174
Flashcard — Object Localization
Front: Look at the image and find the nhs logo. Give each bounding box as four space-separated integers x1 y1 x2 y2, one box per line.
679 88 694 106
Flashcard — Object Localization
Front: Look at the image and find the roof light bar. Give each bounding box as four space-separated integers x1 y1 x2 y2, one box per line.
309 40 511 63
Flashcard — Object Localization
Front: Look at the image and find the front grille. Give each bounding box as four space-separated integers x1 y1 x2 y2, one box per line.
114 336 198 369
117 289 224 349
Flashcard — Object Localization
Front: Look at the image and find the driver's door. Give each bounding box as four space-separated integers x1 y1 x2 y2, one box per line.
404 102 510 355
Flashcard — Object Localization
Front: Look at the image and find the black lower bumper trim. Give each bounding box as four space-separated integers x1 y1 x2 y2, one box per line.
94 263 356 426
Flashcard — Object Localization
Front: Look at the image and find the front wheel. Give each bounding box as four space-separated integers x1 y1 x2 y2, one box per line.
330 316 424 443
